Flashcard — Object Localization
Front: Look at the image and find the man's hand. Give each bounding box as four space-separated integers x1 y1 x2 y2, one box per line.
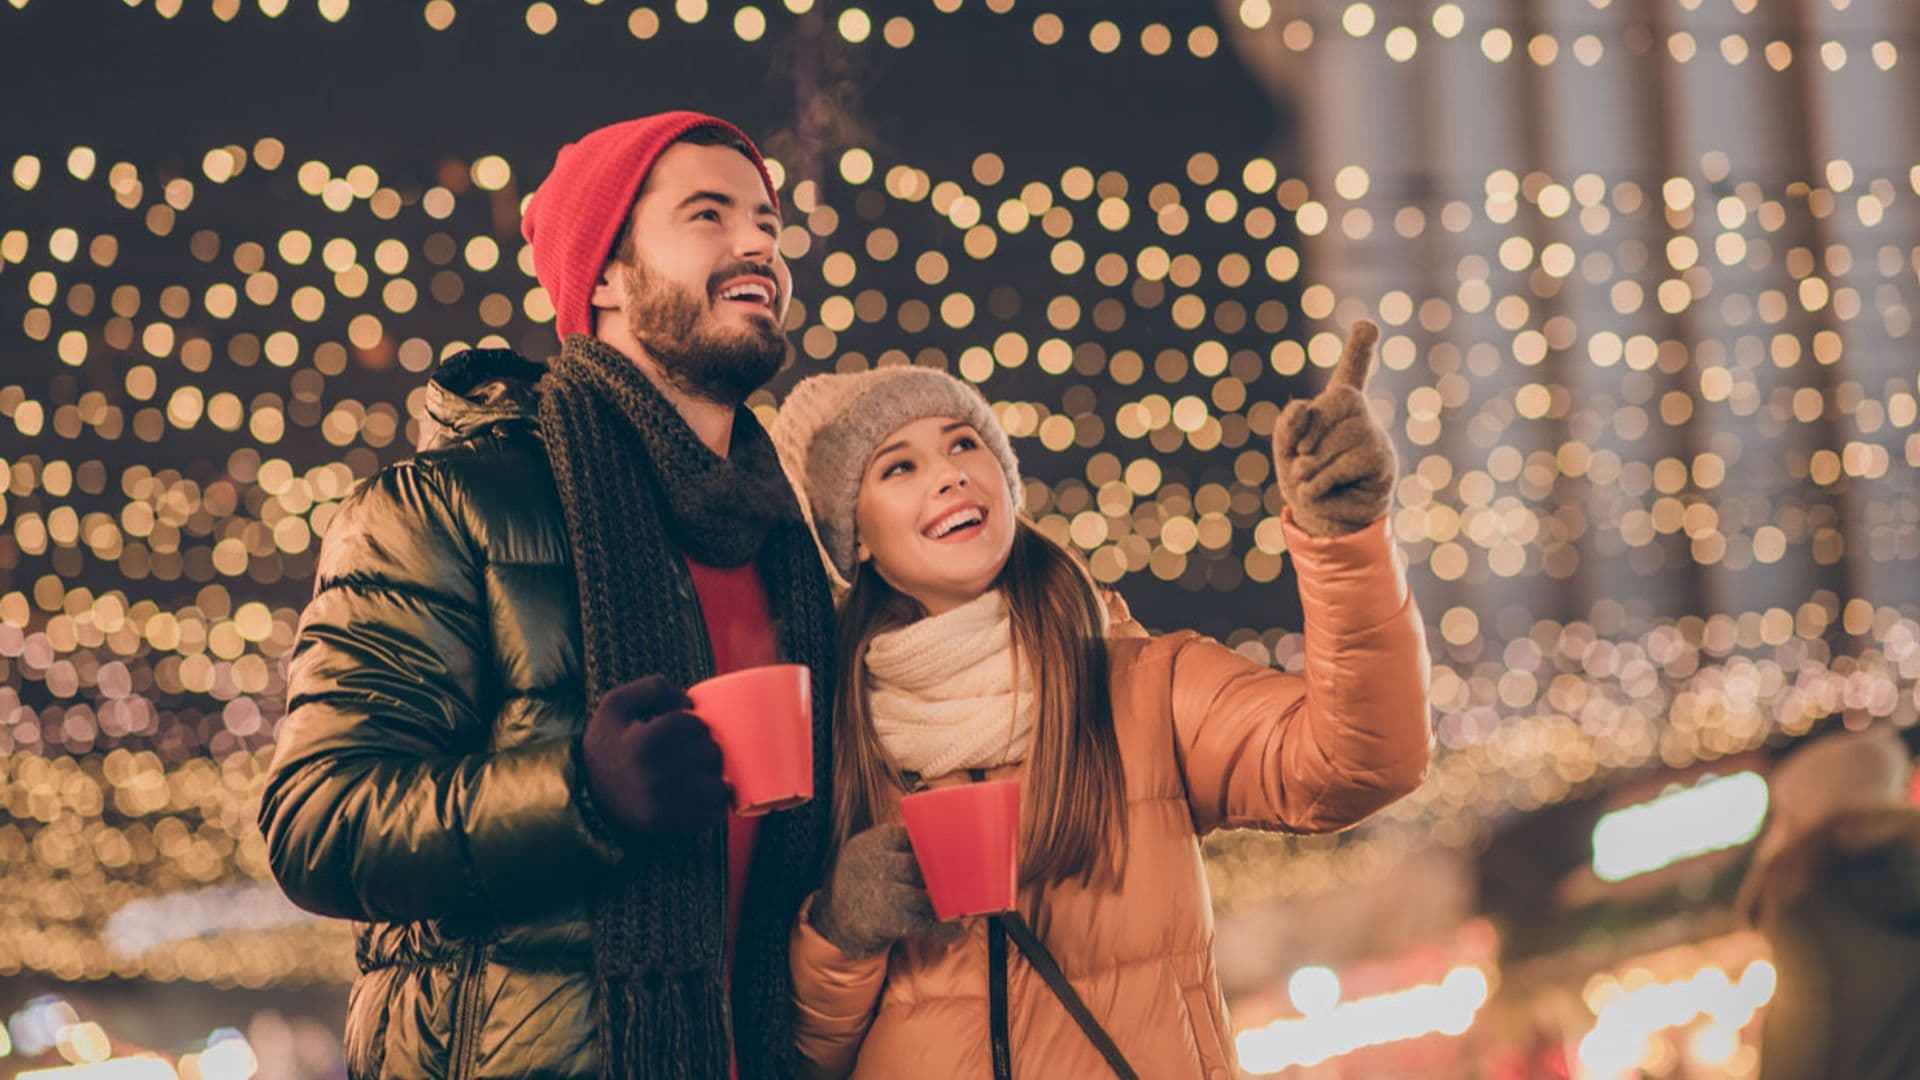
580 675 730 838
1271 320 1398 537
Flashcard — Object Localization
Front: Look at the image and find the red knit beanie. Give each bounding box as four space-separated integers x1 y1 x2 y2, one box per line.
521 111 780 342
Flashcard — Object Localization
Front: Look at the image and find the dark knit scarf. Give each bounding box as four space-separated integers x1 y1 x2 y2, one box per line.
538 334 835 1080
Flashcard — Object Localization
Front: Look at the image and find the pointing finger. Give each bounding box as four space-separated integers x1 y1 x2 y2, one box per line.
1327 320 1380 394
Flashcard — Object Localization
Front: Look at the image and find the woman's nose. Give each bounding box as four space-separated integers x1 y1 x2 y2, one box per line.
934 466 969 493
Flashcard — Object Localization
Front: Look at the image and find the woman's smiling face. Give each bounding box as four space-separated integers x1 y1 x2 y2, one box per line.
852 415 1017 615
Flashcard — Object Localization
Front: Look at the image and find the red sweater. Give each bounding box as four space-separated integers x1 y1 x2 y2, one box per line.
683 558 779 1079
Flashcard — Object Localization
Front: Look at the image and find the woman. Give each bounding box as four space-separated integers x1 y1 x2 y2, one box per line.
767 322 1431 1078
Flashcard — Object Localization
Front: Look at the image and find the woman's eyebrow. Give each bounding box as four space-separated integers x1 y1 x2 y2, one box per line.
873 423 972 463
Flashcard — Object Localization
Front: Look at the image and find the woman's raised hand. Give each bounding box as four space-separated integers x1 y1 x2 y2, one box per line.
1269 320 1399 537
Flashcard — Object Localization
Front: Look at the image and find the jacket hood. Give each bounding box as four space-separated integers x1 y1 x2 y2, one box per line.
417 348 546 451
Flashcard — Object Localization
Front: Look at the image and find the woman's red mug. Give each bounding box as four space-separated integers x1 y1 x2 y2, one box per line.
900 779 1021 920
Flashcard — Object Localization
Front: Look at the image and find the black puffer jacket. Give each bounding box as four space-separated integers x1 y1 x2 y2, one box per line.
259 350 820 1078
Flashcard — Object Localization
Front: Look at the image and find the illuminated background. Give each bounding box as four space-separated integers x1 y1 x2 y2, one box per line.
1 0 1916 1076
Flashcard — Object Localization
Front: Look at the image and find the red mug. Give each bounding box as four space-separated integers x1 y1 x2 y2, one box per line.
685 664 813 816
900 779 1022 920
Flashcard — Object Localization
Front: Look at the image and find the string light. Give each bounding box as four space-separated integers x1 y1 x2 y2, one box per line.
1591 771 1769 882
1237 965 1492 1073
67 0 1916 72
1577 945 1775 1079
9 127 1920 962
4 5 1916 995
2 995 267 1078
15 1059 178 1080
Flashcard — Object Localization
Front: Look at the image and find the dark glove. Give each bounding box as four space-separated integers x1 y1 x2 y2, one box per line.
1271 320 1398 537
580 674 729 838
808 823 964 958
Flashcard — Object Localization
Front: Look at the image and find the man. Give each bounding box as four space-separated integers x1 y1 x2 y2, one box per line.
259 112 836 1079
1739 726 1920 1080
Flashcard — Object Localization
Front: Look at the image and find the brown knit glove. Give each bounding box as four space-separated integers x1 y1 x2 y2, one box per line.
1271 320 1398 537
807 823 964 958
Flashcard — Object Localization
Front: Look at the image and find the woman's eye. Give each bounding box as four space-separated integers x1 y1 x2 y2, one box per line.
949 436 979 454
694 209 721 222
881 460 911 478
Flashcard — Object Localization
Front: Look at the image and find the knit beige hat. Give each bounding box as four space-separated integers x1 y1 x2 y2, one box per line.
769 367 1023 587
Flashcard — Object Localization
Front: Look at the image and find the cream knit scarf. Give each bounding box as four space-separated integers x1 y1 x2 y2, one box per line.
864 591 1034 778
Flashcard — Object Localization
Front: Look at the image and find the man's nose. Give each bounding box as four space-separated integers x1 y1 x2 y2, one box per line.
735 221 776 262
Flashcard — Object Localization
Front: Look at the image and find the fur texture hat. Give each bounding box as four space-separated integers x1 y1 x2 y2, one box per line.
769 367 1022 587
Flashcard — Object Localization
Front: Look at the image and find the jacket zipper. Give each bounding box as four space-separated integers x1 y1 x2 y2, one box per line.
673 566 718 675
448 944 488 1080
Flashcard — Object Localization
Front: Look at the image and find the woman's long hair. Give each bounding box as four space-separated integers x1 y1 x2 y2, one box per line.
829 521 1129 890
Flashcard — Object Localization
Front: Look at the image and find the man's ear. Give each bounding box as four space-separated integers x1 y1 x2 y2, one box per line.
589 261 624 312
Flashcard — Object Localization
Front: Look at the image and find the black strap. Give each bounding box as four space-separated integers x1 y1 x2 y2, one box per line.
988 917 1014 1079
964 769 1136 1078
989 912 1140 1080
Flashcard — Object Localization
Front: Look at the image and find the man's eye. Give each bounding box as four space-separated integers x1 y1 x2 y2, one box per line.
694 209 721 222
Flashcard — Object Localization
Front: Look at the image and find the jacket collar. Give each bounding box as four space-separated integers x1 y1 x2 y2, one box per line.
416 347 546 450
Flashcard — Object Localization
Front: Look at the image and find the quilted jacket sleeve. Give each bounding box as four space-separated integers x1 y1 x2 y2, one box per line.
258 458 620 923
1170 511 1432 835
789 895 890 1078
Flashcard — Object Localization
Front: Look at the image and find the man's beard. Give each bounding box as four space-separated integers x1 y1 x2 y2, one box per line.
620 256 789 407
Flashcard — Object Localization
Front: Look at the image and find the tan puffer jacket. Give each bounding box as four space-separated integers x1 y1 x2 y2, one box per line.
790 514 1432 1079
